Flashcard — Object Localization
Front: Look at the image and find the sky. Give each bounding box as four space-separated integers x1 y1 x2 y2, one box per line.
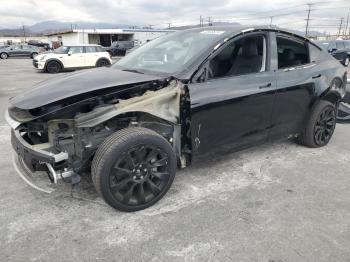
0 0 350 34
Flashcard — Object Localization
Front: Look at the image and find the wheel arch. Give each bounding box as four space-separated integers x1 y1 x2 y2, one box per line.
75 81 192 166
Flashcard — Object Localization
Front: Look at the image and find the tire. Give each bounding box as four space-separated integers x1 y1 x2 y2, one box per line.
96 59 110 67
31 52 38 59
46 61 61 73
299 100 337 148
0 52 8 59
91 127 176 212
344 56 350 67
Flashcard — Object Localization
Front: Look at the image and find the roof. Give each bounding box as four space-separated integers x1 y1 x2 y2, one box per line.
63 44 102 47
182 25 309 41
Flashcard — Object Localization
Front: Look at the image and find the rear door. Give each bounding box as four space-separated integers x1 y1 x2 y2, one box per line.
269 32 319 140
84 46 98 66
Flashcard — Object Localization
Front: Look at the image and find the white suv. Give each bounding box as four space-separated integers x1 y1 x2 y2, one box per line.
33 44 112 73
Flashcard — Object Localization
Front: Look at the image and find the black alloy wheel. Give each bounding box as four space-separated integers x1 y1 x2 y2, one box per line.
46 61 61 73
299 100 337 148
110 145 171 206
92 127 176 212
313 106 336 146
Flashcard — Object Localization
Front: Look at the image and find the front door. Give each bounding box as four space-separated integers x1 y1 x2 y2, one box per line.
189 32 276 156
62 46 85 68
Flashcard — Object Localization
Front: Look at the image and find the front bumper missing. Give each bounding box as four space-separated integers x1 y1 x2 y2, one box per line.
12 154 56 193
10 128 76 191
11 129 68 164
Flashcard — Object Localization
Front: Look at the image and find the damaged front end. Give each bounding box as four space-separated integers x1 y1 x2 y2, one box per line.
7 79 192 192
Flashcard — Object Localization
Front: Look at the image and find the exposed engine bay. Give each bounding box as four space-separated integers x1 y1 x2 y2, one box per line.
8 79 192 184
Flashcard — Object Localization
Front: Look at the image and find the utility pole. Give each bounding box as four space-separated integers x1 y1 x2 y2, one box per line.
200 15 202 27
344 12 349 38
269 16 273 26
207 17 213 26
338 17 344 37
22 24 26 43
305 3 314 37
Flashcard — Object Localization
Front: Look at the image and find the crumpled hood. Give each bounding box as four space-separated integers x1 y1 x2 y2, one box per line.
10 67 161 110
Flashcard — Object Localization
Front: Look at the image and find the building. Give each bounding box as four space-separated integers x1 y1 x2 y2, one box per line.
45 28 176 47
0 36 49 46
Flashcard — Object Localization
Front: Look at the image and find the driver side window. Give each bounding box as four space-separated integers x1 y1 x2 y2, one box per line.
208 35 266 79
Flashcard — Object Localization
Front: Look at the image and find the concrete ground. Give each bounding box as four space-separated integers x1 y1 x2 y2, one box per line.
1 58 350 262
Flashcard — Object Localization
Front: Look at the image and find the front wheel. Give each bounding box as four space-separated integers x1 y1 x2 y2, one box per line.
46 61 61 73
92 127 176 212
299 100 337 148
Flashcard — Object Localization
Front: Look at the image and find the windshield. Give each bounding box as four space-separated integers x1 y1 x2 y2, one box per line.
113 29 228 75
54 46 69 54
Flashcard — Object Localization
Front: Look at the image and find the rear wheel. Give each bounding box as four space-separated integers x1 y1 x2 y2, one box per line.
299 100 337 148
0 52 8 59
96 59 110 67
46 61 61 73
31 52 38 59
92 127 176 212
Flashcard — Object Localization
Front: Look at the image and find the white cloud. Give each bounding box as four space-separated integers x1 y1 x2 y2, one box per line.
0 0 349 34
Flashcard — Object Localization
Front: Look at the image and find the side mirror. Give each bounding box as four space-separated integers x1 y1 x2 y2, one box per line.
68 50 72 56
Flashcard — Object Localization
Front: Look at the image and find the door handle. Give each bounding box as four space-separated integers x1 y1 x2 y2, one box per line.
312 74 322 79
259 83 272 89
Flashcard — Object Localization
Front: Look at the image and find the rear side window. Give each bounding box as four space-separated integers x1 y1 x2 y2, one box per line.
277 36 309 69
96 46 104 52
309 44 322 62
85 46 97 53
69 46 84 54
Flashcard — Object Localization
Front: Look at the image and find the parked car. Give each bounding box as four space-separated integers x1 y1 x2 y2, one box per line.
315 40 350 66
28 40 50 51
337 79 350 122
6 26 347 211
0 44 9 49
104 41 134 56
33 44 112 73
0 44 41 59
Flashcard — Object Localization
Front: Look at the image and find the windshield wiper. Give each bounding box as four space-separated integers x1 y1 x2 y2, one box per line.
122 69 144 74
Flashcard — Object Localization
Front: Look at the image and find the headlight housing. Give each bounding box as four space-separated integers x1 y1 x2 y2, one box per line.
40 55 47 61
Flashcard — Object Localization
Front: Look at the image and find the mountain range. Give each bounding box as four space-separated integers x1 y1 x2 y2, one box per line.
0 20 325 37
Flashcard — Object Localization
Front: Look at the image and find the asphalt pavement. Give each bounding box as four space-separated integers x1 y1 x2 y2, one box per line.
1 58 350 262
